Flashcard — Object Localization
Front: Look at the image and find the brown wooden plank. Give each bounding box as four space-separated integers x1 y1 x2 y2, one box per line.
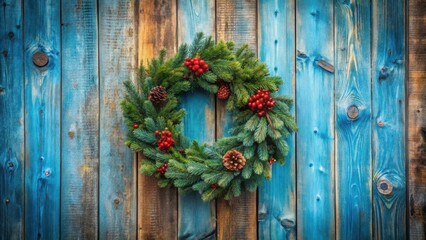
408 0 426 239
137 1 178 239
216 0 257 239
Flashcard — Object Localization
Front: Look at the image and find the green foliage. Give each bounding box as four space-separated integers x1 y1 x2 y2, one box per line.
121 33 297 201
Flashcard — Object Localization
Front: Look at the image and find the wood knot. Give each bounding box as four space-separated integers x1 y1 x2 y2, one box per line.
377 179 393 195
114 198 120 207
68 131 75 139
32 52 49 67
347 105 359 120
280 217 295 229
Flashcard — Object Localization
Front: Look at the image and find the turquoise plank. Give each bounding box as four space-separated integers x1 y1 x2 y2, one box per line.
177 0 217 239
372 0 406 239
295 0 335 239
335 1 372 239
0 0 24 239
98 0 137 239
23 0 61 239
61 0 99 239
258 0 296 239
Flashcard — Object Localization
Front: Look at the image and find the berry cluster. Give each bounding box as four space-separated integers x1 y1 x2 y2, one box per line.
155 129 175 152
156 163 168 175
184 57 209 76
247 90 276 117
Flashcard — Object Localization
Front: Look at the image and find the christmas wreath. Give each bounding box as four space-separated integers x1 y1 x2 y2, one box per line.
121 33 297 201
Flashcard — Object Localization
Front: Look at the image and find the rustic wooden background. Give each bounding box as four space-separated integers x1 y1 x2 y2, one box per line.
0 0 424 239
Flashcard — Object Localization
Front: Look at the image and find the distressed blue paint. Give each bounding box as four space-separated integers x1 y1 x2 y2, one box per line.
258 0 296 239
177 0 217 239
372 0 406 239
61 0 99 238
98 0 137 239
0 0 24 239
335 1 372 239
296 1 335 239
23 0 61 239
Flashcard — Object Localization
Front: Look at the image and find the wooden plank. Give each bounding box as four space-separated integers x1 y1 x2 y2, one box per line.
408 1 426 238
372 0 406 239
215 1 257 239
98 0 137 239
137 1 178 239
295 0 335 239
177 0 217 239
0 0 24 239
23 0 61 238
61 0 99 239
334 1 372 239
257 0 296 239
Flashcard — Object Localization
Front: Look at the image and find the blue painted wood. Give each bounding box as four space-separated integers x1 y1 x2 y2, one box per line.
98 0 137 239
0 0 24 239
177 0 217 239
372 0 406 239
23 0 61 239
61 0 99 238
295 1 335 239
335 1 372 239
215 0 258 239
258 0 296 239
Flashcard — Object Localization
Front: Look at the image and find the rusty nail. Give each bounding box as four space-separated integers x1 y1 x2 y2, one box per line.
316 59 335 73
378 121 384 127
377 179 393 195
32 52 49 67
347 105 359 120
5 198 10 204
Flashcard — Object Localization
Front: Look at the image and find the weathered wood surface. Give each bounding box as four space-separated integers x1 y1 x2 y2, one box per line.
23 0 61 239
0 0 24 239
61 0 99 239
216 0 257 239
177 1 217 239
258 0 296 239
334 0 372 239
98 0 137 239
372 0 407 239
408 0 426 239
138 0 178 239
295 0 335 239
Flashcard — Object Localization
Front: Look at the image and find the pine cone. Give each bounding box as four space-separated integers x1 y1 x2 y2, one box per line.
217 83 231 100
149 86 167 104
223 149 246 171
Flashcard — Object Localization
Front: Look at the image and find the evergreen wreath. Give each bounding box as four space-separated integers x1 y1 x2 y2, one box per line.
121 33 297 201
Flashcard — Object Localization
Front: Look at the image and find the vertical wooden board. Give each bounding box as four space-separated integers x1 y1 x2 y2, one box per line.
408 0 426 238
177 0 217 239
23 0 61 239
371 0 406 239
61 0 99 239
295 1 335 239
138 1 178 239
215 1 257 239
99 0 137 239
0 0 24 239
257 0 296 239
334 1 372 239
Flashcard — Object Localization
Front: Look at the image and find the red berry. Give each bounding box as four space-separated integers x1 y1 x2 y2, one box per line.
199 60 205 65
193 65 200 70
197 68 204 74
193 57 199 61
133 123 139 129
154 130 159 135
202 64 209 70
257 104 263 109
164 163 168 167
185 58 191 61
211 183 219 189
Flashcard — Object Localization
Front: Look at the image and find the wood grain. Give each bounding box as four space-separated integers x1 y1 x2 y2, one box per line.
61 0 99 239
334 1 372 239
408 0 426 239
295 0 335 239
216 0 257 239
0 0 24 239
177 1 217 239
23 0 61 238
257 0 296 239
372 0 407 239
98 0 137 239
137 1 178 239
